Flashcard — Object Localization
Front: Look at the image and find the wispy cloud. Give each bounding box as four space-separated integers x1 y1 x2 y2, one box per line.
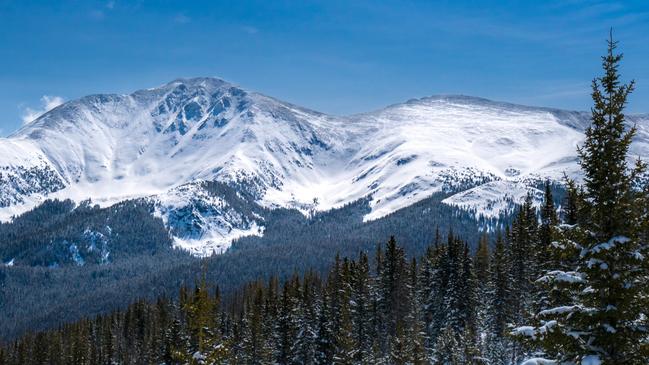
174 14 191 24
505 81 592 110
89 9 105 20
89 1 116 20
534 86 591 101
21 95 65 125
241 25 259 35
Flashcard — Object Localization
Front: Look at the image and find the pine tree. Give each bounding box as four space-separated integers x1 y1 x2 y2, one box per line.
350 252 373 363
241 286 271 364
474 233 491 287
295 271 319 365
474 233 491 354
460 243 481 361
187 274 229 364
534 182 559 313
427 234 456 349
562 176 582 225
419 242 444 352
442 236 464 334
372 243 388 353
516 31 649 365
379 236 409 339
538 182 558 266
389 320 408 365
509 195 538 325
333 259 355 365
432 325 463 365
404 258 427 365
277 276 301 364
486 231 514 365
314 298 335 365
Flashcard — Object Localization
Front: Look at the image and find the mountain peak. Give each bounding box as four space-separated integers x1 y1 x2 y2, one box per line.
1 77 648 255
162 76 235 90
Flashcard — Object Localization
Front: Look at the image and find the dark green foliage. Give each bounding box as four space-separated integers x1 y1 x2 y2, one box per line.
515 32 649 364
0 190 500 342
0 199 172 267
0 236 486 364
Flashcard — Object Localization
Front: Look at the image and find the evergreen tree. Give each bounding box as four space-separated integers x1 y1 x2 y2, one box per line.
538 181 558 265
432 325 463 365
277 276 301 364
460 244 480 361
379 236 409 339
419 242 444 352
388 320 407 365
474 233 491 288
333 259 355 364
474 233 491 354
350 252 373 363
403 258 428 365
486 231 513 365
516 31 649 365
314 298 335 365
534 182 559 313
295 271 320 365
509 194 538 325
562 176 582 225
241 286 272 364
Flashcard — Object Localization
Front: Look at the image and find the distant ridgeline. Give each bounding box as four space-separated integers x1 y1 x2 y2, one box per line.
0 185 532 341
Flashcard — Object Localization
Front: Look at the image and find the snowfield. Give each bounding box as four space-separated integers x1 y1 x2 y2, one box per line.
0 77 647 255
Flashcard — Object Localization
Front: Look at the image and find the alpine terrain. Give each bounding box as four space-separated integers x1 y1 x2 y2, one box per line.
1 77 648 257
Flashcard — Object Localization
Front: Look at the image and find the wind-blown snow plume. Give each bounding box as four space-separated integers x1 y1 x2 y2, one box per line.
21 95 65 125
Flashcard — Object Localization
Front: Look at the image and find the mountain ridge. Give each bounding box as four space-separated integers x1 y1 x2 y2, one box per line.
2 77 648 256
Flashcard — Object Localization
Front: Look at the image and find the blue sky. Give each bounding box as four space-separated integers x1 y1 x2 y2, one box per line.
0 0 648 135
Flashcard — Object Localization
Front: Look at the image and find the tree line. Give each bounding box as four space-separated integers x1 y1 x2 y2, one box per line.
0 221 558 365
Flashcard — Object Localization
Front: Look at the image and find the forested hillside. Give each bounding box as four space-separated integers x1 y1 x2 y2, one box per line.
0 224 566 364
0 175 617 364
0 190 497 341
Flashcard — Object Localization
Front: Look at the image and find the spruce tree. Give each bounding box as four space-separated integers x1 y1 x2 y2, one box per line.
277 276 301 364
314 299 335 365
534 182 558 312
379 236 408 339
404 258 427 365
460 244 480 361
474 234 491 354
241 286 271 364
538 181 558 265
432 325 463 365
295 271 319 365
474 233 491 288
486 231 514 365
509 195 538 326
516 31 649 365
333 259 355 364
350 252 373 363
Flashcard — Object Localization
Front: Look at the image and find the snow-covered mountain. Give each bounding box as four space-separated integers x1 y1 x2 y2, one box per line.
1 77 647 255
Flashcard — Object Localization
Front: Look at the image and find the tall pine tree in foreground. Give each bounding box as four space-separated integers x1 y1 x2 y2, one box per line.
515 31 649 365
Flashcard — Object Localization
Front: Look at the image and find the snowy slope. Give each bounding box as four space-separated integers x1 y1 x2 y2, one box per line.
1 78 647 255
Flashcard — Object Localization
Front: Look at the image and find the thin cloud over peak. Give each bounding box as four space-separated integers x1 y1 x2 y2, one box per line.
21 95 64 125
